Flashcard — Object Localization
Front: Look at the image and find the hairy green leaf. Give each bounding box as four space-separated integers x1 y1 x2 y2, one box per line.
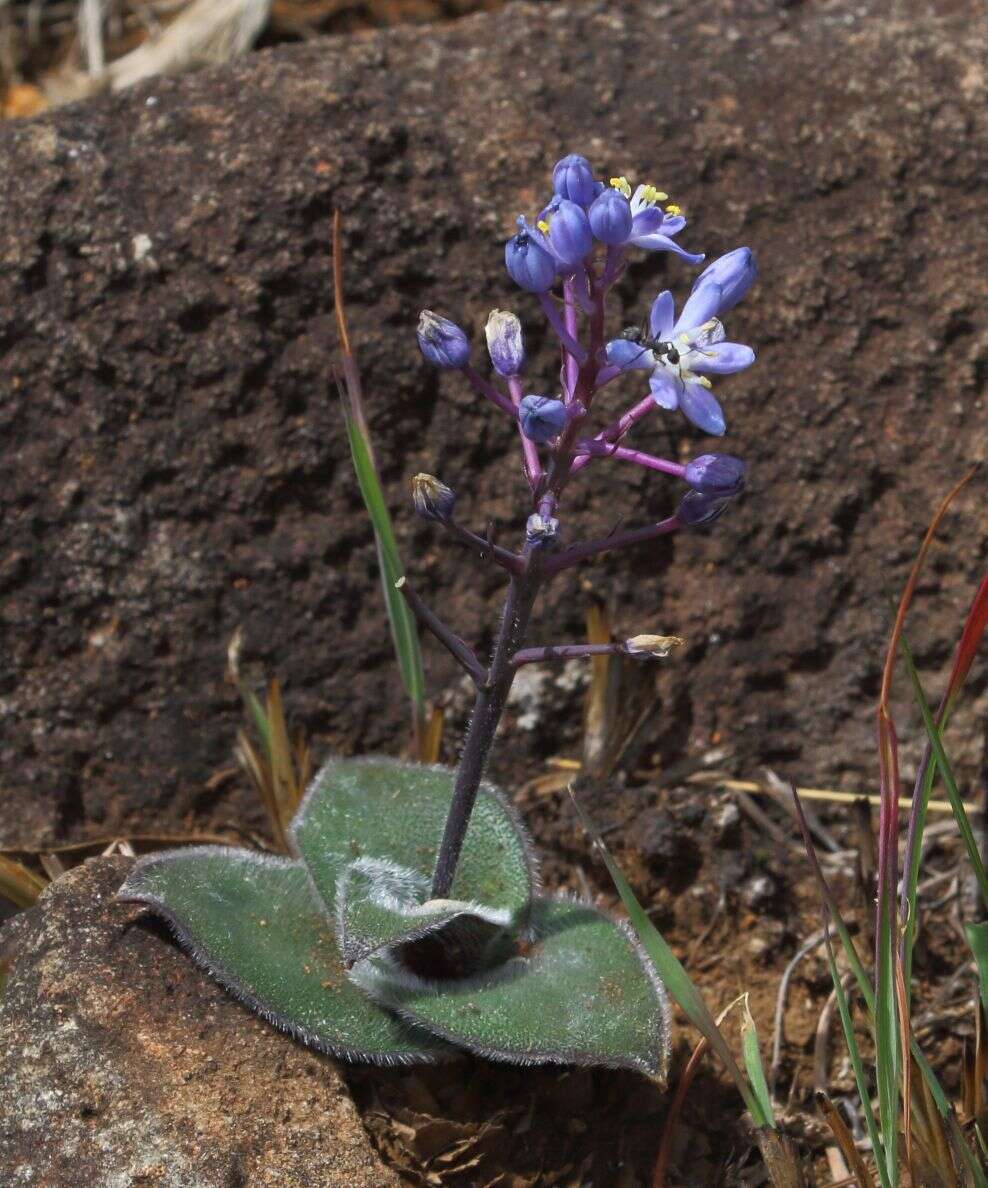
291 758 538 926
118 847 445 1065
336 856 515 967
356 896 672 1081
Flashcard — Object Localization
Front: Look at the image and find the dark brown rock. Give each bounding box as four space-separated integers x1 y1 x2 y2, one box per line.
0 0 985 849
0 857 399 1187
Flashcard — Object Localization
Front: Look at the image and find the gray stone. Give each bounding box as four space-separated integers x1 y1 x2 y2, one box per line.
0 857 398 1187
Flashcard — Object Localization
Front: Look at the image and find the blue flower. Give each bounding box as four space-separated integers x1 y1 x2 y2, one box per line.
505 220 557 292
604 252 756 435
519 395 568 443
485 309 525 377
684 454 747 496
538 197 593 268
588 187 633 245
686 247 756 319
551 154 597 208
417 311 470 369
589 178 703 263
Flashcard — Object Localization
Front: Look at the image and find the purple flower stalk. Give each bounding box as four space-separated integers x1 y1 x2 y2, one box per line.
406 153 757 898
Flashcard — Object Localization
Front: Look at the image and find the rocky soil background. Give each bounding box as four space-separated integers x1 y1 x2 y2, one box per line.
1 0 986 1184
1 0 985 850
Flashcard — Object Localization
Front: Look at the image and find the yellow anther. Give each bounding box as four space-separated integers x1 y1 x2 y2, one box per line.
665 203 682 216
536 219 550 234
609 176 632 198
696 376 712 389
641 185 668 205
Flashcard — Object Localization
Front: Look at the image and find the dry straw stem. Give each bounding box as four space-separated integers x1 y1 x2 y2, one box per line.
688 774 984 819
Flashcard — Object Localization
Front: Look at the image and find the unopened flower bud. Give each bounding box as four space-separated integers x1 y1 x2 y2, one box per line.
684 454 747 496
551 154 597 207
518 395 567 444
546 199 592 267
412 473 456 523
676 489 733 527
588 188 632 245
525 512 559 546
691 247 756 314
485 309 525 377
416 311 470 369
624 634 685 659
505 229 557 293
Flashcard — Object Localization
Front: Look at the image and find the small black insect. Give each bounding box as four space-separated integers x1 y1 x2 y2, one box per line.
617 326 684 368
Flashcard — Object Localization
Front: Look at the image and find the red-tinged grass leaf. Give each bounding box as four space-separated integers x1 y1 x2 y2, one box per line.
901 637 988 910
943 573 988 719
878 467 975 721
902 571 987 995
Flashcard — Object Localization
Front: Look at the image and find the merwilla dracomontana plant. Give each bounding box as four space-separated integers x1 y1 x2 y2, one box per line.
119 153 757 1082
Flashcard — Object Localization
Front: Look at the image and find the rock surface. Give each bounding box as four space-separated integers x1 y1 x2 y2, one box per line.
0 0 985 847
0 856 399 1187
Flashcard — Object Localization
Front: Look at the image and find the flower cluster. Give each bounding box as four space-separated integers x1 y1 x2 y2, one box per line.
415 152 755 541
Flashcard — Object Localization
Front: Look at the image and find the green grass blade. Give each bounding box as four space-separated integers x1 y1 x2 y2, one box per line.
245 688 273 753
900 752 937 998
966 921 988 1018
901 637 988 910
740 995 776 1129
571 796 767 1123
823 927 893 1188
343 413 426 715
874 893 900 1187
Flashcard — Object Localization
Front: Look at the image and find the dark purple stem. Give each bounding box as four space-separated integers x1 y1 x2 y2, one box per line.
431 556 542 897
545 515 681 575
512 642 625 667
461 364 517 417
396 577 488 688
441 520 524 574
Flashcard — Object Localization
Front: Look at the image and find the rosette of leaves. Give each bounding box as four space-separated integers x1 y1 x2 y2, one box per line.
118 758 671 1079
